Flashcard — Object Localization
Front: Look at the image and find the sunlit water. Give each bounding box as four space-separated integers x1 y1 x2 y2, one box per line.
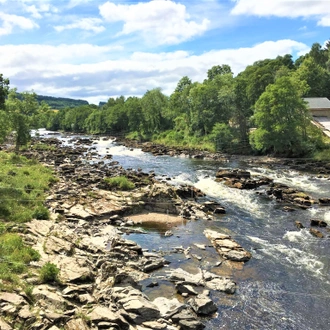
38 130 330 330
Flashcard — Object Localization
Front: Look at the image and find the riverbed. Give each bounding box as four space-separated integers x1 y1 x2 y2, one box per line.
39 130 330 330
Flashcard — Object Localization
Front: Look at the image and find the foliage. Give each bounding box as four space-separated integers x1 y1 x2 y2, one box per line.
2 41 328 157
250 76 315 156
39 262 60 283
104 176 135 190
35 94 88 110
209 123 236 152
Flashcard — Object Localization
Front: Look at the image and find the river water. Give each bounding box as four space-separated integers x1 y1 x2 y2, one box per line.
39 130 330 330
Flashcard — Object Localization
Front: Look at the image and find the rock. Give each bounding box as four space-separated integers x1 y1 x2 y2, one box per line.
88 306 129 329
310 228 324 238
216 169 251 179
153 297 186 319
68 205 94 220
111 286 160 324
295 221 305 229
64 318 89 330
204 229 251 262
113 272 142 290
0 292 26 306
205 277 236 294
55 256 94 283
310 219 328 227
176 283 198 296
44 235 74 255
168 268 204 286
188 294 217 315
32 285 70 311
319 197 330 205
0 318 13 330
171 309 205 330
141 321 168 329
164 230 173 237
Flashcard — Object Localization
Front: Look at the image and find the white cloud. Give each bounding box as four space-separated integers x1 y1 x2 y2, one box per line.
55 18 105 33
317 15 330 27
0 39 309 103
0 12 39 36
99 0 210 45
24 3 58 19
231 0 330 26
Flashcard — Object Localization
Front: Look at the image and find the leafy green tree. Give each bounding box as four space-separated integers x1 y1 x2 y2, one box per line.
61 105 94 132
141 88 169 135
0 74 9 110
209 122 235 152
84 109 107 134
293 57 330 98
5 89 39 150
124 97 143 133
168 76 194 133
207 65 233 81
0 75 10 143
250 76 313 156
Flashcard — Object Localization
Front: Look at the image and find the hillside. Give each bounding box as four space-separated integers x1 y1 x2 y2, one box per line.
36 95 89 109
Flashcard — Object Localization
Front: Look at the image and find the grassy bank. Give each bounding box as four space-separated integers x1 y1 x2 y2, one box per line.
0 151 56 291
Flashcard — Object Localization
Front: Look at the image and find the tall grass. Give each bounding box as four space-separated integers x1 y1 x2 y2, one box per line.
104 176 135 190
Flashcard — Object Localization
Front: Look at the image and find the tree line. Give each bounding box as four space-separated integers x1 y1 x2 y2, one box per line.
1 41 330 156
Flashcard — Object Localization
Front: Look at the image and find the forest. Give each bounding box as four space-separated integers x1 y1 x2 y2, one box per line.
1 41 330 158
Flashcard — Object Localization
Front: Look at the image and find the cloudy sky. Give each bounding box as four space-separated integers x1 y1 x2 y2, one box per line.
0 0 329 104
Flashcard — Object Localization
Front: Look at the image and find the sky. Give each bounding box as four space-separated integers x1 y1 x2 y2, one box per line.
0 0 330 105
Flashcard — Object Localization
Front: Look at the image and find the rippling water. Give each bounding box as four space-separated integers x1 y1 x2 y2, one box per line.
38 130 330 330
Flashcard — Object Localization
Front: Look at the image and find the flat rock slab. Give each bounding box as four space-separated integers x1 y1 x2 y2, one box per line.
204 229 251 262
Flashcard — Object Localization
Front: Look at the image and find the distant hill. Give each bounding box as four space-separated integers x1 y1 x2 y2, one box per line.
36 95 89 109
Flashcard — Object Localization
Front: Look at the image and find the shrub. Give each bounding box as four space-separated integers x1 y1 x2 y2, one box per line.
104 176 135 190
39 262 60 283
32 205 50 220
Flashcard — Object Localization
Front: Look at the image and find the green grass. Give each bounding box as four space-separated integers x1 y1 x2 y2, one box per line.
104 176 135 190
0 151 55 222
0 151 56 291
152 130 216 152
0 233 40 290
313 148 330 161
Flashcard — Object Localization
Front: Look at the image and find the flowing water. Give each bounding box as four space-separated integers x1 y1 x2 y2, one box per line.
38 130 330 330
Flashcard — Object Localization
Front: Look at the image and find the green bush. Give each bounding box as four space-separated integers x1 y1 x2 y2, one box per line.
39 262 60 283
104 176 135 190
32 205 50 220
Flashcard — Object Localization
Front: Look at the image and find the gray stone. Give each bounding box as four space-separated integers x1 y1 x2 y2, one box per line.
153 297 186 319
188 294 217 316
88 306 129 329
65 318 90 330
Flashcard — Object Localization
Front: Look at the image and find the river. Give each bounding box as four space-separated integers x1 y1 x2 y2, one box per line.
39 130 330 330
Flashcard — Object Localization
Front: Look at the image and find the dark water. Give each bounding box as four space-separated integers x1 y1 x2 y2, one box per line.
38 130 330 330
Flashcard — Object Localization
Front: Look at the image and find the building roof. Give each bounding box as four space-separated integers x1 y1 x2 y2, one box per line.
303 97 330 109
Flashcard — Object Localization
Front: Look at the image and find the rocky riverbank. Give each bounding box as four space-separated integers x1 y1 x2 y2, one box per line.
115 137 330 176
0 136 252 330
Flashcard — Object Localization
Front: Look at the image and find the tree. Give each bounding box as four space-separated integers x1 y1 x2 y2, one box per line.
250 76 314 156
207 65 233 81
0 74 9 110
0 75 10 143
141 88 169 135
293 57 330 98
5 89 39 151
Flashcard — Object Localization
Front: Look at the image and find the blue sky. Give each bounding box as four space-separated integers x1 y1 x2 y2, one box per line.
0 0 329 104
